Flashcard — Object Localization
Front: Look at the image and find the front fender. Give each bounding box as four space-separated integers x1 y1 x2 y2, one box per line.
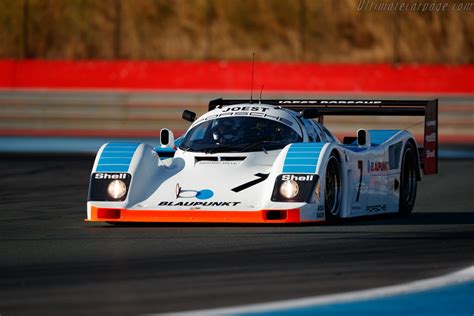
87 142 161 217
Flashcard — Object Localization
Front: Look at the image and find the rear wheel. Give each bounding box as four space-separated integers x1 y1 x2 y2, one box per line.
325 154 342 222
399 143 418 215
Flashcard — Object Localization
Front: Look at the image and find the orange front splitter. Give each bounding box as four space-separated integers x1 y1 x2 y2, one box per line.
86 206 307 224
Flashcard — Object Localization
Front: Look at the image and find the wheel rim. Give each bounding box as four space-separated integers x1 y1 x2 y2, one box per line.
402 148 416 206
325 157 341 216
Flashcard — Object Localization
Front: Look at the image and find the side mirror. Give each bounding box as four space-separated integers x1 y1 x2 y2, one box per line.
160 128 175 148
357 129 370 147
182 110 196 122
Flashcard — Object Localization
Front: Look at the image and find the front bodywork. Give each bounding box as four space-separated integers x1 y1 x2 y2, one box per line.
87 142 328 223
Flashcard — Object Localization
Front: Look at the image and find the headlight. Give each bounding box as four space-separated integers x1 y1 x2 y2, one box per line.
107 180 127 199
279 180 299 199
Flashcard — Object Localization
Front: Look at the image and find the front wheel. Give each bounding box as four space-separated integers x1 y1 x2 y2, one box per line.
325 154 342 222
399 143 418 215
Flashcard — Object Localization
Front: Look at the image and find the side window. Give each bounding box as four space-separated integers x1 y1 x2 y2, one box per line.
320 124 338 142
308 120 326 142
301 118 321 142
185 121 211 143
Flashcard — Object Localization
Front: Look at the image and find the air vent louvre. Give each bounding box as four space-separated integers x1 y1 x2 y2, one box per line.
220 157 246 161
194 156 246 162
195 157 218 162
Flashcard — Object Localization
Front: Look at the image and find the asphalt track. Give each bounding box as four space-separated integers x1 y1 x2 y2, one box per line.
0 156 473 316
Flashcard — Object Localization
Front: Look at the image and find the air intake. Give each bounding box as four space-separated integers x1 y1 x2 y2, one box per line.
195 156 246 163
195 157 219 162
220 157 246 161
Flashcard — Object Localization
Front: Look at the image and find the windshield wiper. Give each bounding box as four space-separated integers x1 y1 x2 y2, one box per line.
204 145 244 154
188 138 277 154
241 141 266 153
240 138 279 153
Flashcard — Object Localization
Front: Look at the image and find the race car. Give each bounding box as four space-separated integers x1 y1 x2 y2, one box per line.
86 98 438 224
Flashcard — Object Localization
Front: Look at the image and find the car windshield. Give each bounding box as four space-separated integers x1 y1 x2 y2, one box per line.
179 117 302 153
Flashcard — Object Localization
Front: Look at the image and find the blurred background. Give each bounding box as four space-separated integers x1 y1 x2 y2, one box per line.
0 0 472 153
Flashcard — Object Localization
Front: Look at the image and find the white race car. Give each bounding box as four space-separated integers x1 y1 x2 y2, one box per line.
86 99 438 224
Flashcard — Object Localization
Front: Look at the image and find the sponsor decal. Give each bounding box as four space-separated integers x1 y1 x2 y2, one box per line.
281 174 314 181
425 132 437 142
317 205 325 211
175 184 214 200
426 150 436 158
278 100 382 105
426 120 437 127
158 201 241 207
369 161 389 172
232 173 269 193
317 211 325 219
222 106 269 113
94 173 128 180
366 204 387 213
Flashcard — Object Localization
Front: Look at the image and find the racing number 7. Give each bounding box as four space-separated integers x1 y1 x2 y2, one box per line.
356 160 363 202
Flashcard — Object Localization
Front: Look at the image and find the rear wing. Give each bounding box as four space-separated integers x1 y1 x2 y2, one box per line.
208 98 438 175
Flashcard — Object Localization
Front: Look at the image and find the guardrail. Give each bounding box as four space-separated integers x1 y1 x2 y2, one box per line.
0 91 472 143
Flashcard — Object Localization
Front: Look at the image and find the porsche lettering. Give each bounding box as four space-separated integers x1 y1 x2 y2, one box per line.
278 100 382 105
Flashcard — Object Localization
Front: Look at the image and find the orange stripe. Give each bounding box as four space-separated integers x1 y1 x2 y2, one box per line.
87 206 313 224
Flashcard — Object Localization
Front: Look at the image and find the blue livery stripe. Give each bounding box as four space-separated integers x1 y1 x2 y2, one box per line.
100 152 135 158
284 158 319 165
368 130 400 146
286 152 320 158
283 165 317 173
155 147 176 152
96 143 140 173
288 147 321 153
96 165 130 172
102 147 137 153
98 157 132 165
282 143 325 173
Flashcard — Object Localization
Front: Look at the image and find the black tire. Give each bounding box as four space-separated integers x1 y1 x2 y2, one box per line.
325 153 342 222
399 143 418 215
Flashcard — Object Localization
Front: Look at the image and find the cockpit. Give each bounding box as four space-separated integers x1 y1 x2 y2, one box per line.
179 117 302 153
